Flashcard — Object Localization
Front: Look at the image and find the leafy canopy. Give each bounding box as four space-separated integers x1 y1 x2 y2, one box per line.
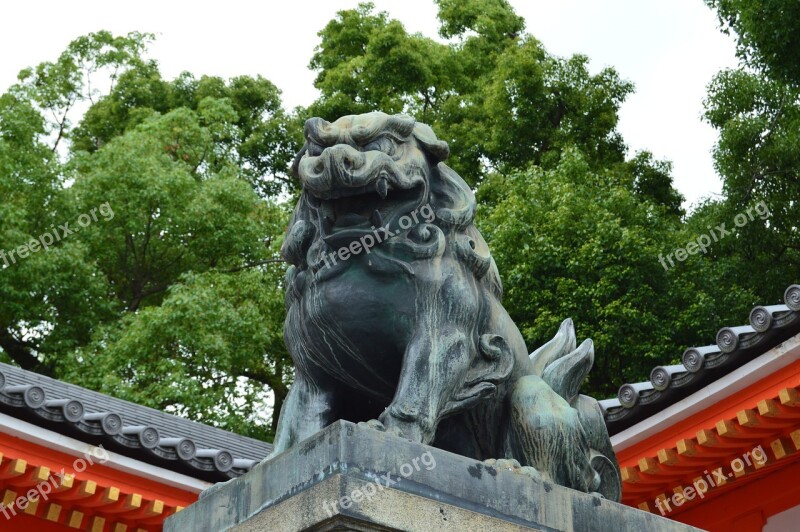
0 31 298 439
6 1 797 436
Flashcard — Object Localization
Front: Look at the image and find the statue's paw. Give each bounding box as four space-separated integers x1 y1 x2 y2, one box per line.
359 418 407 439
484 458 521 470
358 419 387 432
518 465 543 481
384 426 405 438
483 459 543 481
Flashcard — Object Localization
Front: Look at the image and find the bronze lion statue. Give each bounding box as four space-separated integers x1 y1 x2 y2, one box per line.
271 112 621 500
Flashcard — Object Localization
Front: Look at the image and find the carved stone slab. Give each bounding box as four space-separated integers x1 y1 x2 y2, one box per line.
166 421 703 532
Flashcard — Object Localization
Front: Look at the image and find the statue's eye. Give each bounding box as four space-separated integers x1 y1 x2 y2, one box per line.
307 142 324 157
363 136 396 156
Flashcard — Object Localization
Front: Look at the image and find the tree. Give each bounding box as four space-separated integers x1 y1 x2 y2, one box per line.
308 1 633 185
699 0 800 308
478 148 685 395
664 197 776 347
0 86 111 374
0 32 295 438
706 0 800 85
2 2 701 437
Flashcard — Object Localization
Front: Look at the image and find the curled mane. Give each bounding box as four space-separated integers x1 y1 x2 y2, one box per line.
412 123 501 299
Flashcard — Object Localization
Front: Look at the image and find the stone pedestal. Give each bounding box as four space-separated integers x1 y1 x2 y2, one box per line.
165 421 701 531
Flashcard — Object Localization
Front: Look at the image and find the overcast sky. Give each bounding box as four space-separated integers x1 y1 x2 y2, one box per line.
1 1 738 208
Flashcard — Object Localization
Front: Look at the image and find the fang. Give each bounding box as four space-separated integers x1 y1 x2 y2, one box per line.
376 178 388 199
371 209 384 227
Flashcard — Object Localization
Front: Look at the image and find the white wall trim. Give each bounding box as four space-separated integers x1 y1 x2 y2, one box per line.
0 412 211 493
611 332 800 453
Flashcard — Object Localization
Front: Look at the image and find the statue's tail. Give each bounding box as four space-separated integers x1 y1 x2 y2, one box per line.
529 318 577 377
528 319 622 501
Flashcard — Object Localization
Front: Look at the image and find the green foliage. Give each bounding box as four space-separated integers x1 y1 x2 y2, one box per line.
0 32 293 438
309 2 453 120
0 85 112 374
16 30 154 153
706 0 800 84
71 66 301 198
699 0 800 310
9 0 794 437
309 1 633 184
435 0 524 40
625 152 685 217
479 149 683 394
66 105 293 437
60 268 290 440
481 43 632 171
70 108 282 311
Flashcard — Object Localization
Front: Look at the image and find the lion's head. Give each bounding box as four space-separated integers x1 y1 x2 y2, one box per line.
282 112 501 300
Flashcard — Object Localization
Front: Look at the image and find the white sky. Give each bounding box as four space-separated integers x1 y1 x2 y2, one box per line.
1 1 738 208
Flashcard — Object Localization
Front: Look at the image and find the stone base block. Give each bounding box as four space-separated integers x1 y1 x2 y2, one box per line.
165 421 702 531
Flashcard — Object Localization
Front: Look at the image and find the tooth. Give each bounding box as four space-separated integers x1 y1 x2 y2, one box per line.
371 209 384 228
320 202 334 222
376 177 388 199
322 214 333 234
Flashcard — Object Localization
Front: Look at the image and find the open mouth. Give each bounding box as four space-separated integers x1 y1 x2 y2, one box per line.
309 182 425 246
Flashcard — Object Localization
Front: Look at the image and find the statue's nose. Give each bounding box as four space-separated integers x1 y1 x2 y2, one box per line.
323 144 365 186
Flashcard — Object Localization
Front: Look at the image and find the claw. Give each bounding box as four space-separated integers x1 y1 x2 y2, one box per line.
519 465 543 481
482 458 542 481
497 458 521 469
485 458 521 470
376 177 388 199
384 426 404 438
358 419 387 432
371 209 384 228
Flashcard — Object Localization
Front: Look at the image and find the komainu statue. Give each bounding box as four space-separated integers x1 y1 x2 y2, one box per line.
271 112 621 500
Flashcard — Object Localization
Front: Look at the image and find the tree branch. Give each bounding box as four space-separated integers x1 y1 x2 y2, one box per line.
51 99 74 153
223 259 286 274
0 329 51 375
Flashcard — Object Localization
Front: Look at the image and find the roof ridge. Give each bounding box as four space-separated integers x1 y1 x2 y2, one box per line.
603 283 800 435
0 362 272 482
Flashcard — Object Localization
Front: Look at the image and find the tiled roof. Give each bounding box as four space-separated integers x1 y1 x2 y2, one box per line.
0 362 272 482
602 284 800 436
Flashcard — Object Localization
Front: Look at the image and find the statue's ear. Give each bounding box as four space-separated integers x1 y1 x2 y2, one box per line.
430 163 476 228
293 116 337 178
291 143 307 178
412 122 449 163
